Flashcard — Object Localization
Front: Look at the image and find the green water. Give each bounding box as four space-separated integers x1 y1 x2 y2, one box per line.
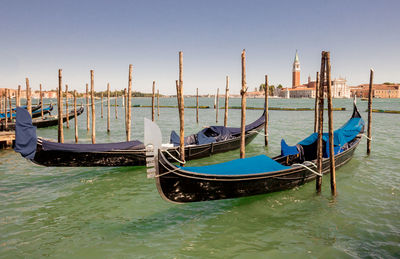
1 97 399 258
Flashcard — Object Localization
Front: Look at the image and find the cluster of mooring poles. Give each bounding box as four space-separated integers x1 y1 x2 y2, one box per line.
1 50 374 162
313 51 374 195
53 65 162 144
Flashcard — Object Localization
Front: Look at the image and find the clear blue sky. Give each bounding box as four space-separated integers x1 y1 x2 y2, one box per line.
1 0 399 95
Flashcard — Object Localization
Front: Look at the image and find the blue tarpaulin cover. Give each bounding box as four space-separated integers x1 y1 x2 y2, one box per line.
41 139 144 152
281 116 364 158
281 139 300 156
180 155 290 176
0 105 52 119
170 110 265 146
298 117 364 148
14 107 37 159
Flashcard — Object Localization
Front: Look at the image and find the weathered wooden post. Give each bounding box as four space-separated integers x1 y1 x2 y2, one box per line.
127 65 132 141
152 81 155 121
58 70 64 143
115 91 118 119
26 78 32 115
157 89 160 117
176 80 181 110
8 89 12 123
107 83 110 133
39 84 44 119
86 83 90 131
367 69 374 155
264 75 269 146
314 72 320 132
74 90 78 143
196 88 199 123
240 49 247 159
90 70 96 144
224 76 229 127
214 94 216 109
4 91 8 129
65 84 69 128
0 93 3 118
101 92 103 119
316 52 326 193
17 85 21 107
124 88 127 134
325 52 336 195
216 88 219 123
179 51 185 164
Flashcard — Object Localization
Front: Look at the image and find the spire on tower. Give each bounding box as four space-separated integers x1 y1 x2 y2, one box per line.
294 49 299 63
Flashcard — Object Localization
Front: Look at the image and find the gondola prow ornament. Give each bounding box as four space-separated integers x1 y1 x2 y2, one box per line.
144 118 162 178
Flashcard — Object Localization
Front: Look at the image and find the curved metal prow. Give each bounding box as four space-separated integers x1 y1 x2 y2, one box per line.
144 118 162 178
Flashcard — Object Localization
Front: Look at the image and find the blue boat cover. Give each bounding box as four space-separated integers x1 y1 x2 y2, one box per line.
14 107 37 160
298 117 364 147
180 155 290 176
281 139 300 156
281 117 364 158
41 139 144 152
170 110 265 146
0 105 52 119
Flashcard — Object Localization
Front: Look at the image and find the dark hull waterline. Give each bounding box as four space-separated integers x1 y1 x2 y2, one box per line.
32 126 261 167
155 137 361 203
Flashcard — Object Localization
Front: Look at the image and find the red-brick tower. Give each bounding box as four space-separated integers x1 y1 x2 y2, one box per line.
292 50 300 87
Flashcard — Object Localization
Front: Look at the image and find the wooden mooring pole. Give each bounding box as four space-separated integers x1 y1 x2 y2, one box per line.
127 65 132 141
115 91 118 119
101 92 103 119
4 91 8 129
17 85 21 107
316 52 325 193
90 70 96 144
264 75 269 146
65 84 69 128
152 81 155 121
124 88 127 135
26 78 31 116
367 69 374 155
216 88 219 123
314 72 320 132
39 84 44 119
8 89 12 123
224 76 229 127
178 51 185 165
157 89 160 118
58 70 64 143
1 93 3 121
107 83 110 133
86 83 90 131
196 88 199 123
240 50 247 159
325 52 336 195
74 90 78 143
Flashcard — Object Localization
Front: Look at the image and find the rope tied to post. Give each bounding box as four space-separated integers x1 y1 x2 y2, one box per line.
361 134 372 141
292 161 322 177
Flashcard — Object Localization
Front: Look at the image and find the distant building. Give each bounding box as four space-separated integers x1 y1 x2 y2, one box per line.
350 84 400 98
332 78 350 98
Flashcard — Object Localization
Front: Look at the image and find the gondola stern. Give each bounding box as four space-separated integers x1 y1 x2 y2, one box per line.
14 107 38 160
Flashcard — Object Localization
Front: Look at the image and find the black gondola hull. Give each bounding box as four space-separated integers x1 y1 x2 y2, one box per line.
2 107 84 131
32 128 261 167
155 137 361 203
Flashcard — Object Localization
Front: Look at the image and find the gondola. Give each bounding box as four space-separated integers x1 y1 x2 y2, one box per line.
14 108 265 167
1 107 84 131
0 104 53 120
148 104 365 203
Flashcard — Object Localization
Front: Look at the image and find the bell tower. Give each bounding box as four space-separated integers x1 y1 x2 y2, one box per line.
292 50 300 87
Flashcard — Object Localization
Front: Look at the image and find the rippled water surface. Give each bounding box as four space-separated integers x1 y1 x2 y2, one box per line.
1 97 399 258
